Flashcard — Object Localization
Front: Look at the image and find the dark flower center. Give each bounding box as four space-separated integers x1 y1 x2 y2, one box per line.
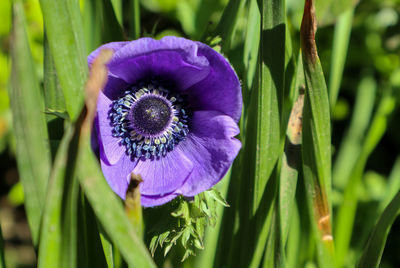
109 82 190 160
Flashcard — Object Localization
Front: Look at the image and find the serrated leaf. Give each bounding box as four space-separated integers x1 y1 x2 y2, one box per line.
149 236 158 256
181 228 192 248
159 231 171 247
164 242 174 257
207 189 230 207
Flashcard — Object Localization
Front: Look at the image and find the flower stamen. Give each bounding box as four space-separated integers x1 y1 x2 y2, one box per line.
109 82 189 160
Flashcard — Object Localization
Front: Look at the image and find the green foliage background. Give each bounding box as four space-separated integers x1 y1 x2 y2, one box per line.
0 0 400 267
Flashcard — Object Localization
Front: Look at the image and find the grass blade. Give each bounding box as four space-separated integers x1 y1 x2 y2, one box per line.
39 0 88 120
211 0 246 52
332 75 376 189
356 192 400 268
328 7 354 109
129 0 141 39
334 89 396 268
10 1 51 245
243 0 260 91
280 90 304 244
37 125 80 268
300 0 333 265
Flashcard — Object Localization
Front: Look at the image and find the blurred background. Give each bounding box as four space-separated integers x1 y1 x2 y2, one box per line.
1 0 399 267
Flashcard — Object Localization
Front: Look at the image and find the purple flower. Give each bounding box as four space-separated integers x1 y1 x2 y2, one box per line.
89 36 242 207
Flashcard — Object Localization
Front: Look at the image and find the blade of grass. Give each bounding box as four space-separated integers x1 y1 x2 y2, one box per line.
356 191 400 268
129 0 141 39
39 0 88 120
334 88 396 268
328 7 354 109
98 224 115 268
332 75 376 189
243 0 260 92
378 157 400 213
210 0 246 52
37 124 80 268
110 0 123 27
280 89 304 244
83 0 124 52
43 33 67 157
232 0 286 266
10 1 51 245
300 0 333 265
78 193 108 268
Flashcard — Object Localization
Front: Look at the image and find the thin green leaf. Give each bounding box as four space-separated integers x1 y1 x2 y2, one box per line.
110 0 123 26
356 192 400 268
300 0 333 265
37 125 79 268
332 75 376 189
129 0 141 39
328 7 354 109
10 1 51 245
78 144 156 268
379 157 400 213
243 0 260 91
39 0 88 120
210 0 246 52
335 89 396 268
280 90 304 244
83 0 124 52
78 194 109 268
98 225 115 268
43 33 66 115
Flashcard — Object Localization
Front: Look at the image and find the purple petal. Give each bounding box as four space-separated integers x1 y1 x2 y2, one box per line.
100 155 138 199
132 147 193 196
88 41 128 67
187 43 242 122
177 111 241 196
141 193 179 207
97 91 125 165
107 37 210 91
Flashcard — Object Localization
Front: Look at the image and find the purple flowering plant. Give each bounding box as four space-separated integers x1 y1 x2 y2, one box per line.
89 36 242 208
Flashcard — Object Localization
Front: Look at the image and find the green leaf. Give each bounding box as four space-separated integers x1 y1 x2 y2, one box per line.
356 192 400 268
78 144 156 268
129 0 141 39
39 0 88 120
10 1 51 246
243 0 260 91
328 7 354 109
98 226 115 268
37 125 80 268
83 0 124 52
334 88 396 268
280 90 304 244
300 0 333 265
332 76 376 190
210 0 246 52
77 194 109 268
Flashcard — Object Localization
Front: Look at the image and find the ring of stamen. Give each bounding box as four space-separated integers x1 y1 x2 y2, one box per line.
109 82 190 160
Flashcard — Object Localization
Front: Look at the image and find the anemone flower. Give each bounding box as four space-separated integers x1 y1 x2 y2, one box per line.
89 36 242 207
